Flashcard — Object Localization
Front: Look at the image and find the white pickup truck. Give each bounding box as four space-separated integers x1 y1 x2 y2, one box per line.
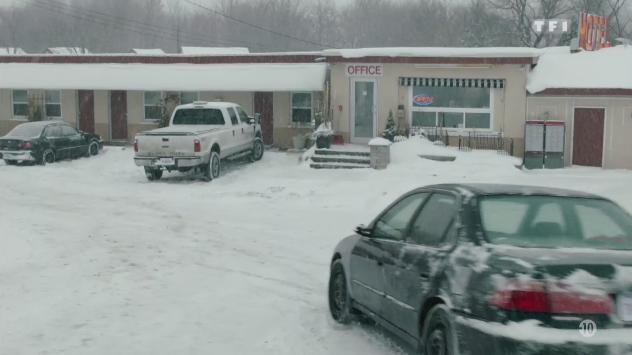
134 101 264 181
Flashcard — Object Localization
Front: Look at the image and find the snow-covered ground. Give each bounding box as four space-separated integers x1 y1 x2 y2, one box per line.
2 138 632 355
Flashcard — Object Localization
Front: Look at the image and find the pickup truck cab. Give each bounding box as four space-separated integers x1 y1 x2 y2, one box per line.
134 101 264 181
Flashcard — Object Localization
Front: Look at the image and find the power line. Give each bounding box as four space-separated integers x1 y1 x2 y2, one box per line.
183 0 332 49
32 0 264 50
27 0 268 51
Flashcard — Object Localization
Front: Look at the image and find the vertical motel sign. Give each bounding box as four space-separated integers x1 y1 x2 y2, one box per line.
578 12 611 51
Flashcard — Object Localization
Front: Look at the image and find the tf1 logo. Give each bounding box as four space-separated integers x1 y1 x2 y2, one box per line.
533 19 570 34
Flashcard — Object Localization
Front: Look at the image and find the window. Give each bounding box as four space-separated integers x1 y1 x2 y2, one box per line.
409 194 458 246
373 193 428 240
411 85 492 130
180 92 199 105
144 91 162 120
291 92 312 124
12 90 28 117
228 107 239 125
44 125 62 138
237 107 250 123
45 90 62 118
172 108 225 125
479 196 632 250
61 125 78 136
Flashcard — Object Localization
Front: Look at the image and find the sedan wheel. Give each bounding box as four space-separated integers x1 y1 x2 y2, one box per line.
328 260 352 324
42 150 55 165
88 141 99 156
422 305 456 355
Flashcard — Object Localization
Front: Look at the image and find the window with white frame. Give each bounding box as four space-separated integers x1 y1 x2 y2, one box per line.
291 92 313 124
45 90 62 118
144 91 162 120
180 91 199 105
410 85 493 130
12 90 28 117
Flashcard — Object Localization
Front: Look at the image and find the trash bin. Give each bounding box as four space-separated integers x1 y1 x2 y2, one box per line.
544 121 565 169
369 138 391 170
524 121 545 169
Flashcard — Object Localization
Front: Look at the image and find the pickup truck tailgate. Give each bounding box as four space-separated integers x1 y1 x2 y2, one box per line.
136 134 196 156
136 126 218 156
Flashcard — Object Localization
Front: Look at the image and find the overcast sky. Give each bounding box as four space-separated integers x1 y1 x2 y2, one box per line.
0 0 359 7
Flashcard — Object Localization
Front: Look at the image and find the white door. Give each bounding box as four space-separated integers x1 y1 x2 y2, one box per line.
351 79 377 144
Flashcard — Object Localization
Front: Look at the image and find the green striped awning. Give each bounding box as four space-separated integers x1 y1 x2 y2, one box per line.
399 77 505 89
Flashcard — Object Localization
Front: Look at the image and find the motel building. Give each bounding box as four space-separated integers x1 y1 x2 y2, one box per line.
526 46 632 169
0 45 631 169
0 52 327 148
324 47 539 158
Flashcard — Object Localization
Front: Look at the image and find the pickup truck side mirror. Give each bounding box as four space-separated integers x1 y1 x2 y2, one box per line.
355 224 373 237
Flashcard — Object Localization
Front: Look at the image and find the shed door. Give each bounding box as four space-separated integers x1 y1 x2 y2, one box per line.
78 90 95 133
110 91 128 141
254 92 273 145
572 108 605 167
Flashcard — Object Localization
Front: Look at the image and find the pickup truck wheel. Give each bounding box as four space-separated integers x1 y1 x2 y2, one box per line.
250 137 264 162
144 167 163 181
203 152 221 181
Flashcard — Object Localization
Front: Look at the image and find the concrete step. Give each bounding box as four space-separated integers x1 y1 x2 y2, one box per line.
310 162 370 169
311 155 370 165
314 149 370 157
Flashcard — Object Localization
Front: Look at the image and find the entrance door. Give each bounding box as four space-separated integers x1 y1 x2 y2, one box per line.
254 92 273 145
78 90 95 133
573 108 605 167
110 91 128 141
351 79 377 143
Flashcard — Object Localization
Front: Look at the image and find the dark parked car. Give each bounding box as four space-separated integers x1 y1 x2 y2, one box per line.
0 121 102 165
329 184 632 355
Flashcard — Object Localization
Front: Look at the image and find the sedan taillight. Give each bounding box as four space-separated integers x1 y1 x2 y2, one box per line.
20 141 33 150
194 139 201 153
489 279 612 315
133 139 138 153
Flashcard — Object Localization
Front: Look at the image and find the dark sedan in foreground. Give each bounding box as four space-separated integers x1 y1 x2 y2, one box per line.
0 121 102 165
329 184 632 355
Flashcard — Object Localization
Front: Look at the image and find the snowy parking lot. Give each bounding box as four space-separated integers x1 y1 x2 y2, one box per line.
2 139 632 355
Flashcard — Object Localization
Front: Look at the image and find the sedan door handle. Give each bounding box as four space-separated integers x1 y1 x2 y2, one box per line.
419 272 430 280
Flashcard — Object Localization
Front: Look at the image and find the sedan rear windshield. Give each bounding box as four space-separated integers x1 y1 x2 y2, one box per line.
5 124 44 138
479 195 632 250
172 109 225 125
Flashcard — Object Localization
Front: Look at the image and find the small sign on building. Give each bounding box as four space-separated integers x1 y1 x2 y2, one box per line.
346 64 384 77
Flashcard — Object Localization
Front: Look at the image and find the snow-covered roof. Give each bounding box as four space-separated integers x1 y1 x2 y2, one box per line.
131 48 165 55
0 47 26 55
322 47 541 58
45 47 91 55
180 47 250 55
527 45 632 93
0 63 327 91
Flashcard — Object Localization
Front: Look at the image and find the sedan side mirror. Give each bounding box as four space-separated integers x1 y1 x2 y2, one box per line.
355 224 373 237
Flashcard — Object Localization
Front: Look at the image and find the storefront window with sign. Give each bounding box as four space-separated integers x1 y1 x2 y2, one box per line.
411 86 492 130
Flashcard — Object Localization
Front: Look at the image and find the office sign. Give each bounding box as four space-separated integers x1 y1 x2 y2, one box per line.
346 64 384 77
